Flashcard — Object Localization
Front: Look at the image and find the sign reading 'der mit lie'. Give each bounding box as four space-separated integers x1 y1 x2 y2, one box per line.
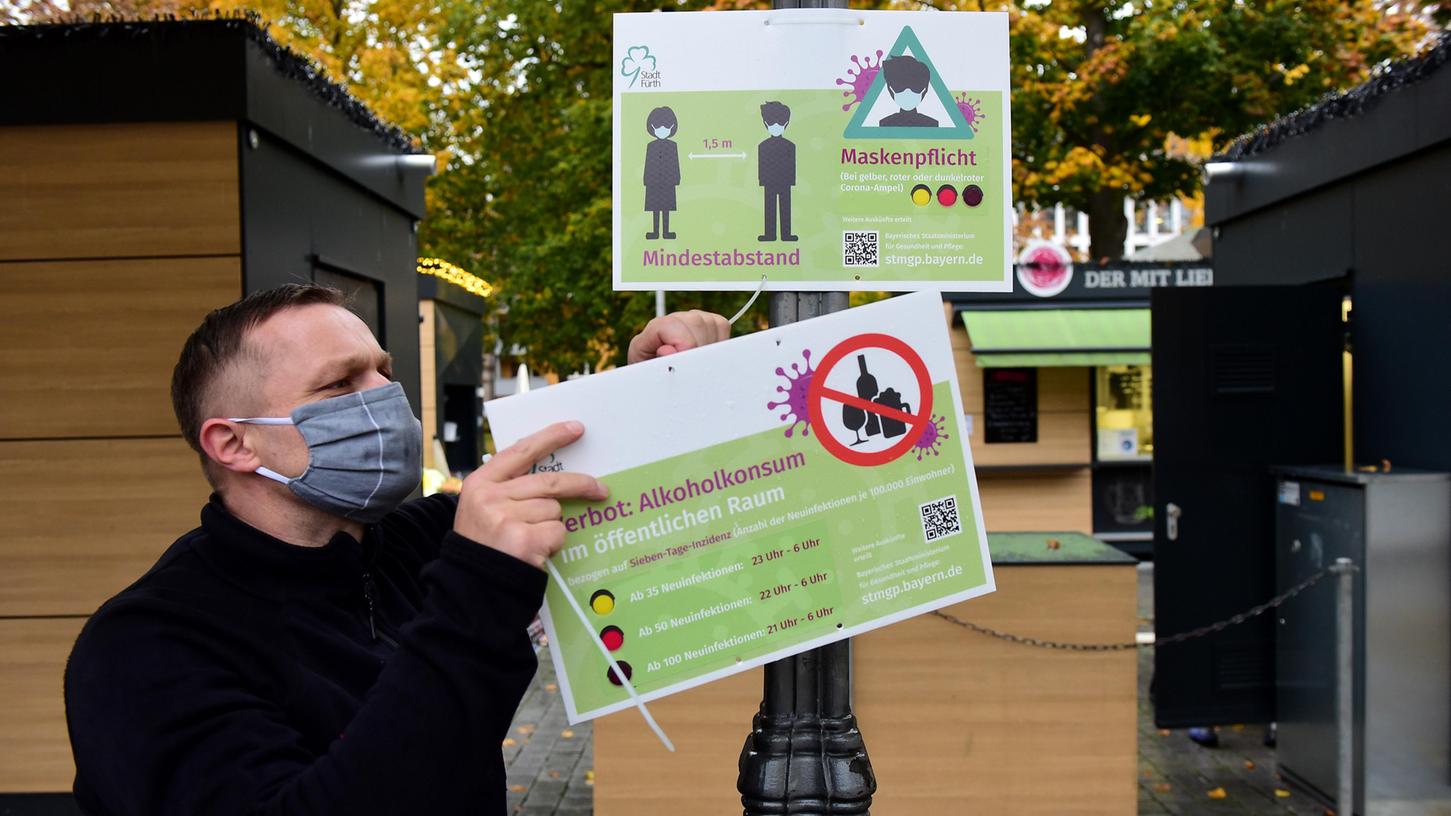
485 292 994 723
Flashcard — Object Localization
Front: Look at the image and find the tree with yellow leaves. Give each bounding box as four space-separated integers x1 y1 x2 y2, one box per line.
941 0 1430 259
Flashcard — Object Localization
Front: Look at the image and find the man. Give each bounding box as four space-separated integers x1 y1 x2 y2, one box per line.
878 54 938 128
64 284 729 815
756 100 798 242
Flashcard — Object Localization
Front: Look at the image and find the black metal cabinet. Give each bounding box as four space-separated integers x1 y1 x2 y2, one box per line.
1275 466 1451 815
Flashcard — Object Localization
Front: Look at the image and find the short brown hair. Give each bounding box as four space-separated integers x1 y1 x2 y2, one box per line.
171 284 345 457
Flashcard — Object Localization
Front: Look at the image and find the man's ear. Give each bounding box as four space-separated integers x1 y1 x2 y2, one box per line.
198 418 263 475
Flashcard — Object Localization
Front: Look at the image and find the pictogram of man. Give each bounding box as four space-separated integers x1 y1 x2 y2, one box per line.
757 100 798 242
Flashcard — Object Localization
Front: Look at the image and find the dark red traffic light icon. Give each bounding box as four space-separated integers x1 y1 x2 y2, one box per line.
606 661 634 686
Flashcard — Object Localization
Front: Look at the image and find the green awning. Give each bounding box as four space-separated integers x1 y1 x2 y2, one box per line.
961 309 1151 368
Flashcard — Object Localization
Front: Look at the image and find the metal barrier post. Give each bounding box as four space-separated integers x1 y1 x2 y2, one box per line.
1334 557 1357 816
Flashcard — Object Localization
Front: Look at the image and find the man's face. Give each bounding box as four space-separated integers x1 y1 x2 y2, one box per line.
232 304 394 479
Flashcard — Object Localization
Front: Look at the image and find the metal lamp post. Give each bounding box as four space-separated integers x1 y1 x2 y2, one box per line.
735 3 876 810
738 294 875 816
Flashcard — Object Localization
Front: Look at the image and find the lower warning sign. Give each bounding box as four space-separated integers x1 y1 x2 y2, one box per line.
485 290 992 723
807 333 934 467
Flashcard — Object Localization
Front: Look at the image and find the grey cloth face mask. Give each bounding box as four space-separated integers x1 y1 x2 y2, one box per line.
229 382 423 523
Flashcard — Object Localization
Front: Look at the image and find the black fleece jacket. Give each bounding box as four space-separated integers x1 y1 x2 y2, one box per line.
64 493 545 815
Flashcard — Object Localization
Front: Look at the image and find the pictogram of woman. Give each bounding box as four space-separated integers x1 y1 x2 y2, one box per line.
643 106 680 240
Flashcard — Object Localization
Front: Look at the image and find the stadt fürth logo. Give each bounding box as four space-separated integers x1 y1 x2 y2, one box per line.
531 453 566 474
621 45 661 89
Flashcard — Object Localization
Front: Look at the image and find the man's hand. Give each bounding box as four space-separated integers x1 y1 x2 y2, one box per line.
454 421 607 568
627 309 730 364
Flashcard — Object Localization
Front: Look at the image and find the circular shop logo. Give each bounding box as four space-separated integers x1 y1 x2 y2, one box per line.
1016 240 1074 298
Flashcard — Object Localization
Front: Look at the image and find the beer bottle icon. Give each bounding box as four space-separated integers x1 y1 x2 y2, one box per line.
874 387 911 439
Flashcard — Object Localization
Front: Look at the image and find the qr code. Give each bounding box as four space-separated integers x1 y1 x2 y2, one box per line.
843 230 879 267
919 495 963 542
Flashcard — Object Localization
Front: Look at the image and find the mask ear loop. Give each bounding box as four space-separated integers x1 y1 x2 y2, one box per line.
226 418 301 484
727 273 768 326
544 559 675 752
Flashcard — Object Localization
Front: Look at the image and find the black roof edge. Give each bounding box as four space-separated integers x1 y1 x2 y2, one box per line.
1206 34 1451 226
0 16 428 218
1215 32 1450 163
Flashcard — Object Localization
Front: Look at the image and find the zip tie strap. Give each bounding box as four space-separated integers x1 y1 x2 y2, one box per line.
727 273 769 326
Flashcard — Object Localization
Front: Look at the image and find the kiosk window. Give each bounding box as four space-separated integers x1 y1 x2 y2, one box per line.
1095 364 1152 460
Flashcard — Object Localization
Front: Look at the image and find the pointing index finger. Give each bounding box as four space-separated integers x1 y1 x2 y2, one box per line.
486 421 585 480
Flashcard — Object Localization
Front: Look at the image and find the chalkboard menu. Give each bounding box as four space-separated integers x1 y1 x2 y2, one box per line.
984 368 1037 443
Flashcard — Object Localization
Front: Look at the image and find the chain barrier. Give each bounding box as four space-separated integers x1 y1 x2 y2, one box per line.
930 565 1336 652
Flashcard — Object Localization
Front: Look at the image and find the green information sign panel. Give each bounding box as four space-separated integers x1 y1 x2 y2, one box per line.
612 9 1012 292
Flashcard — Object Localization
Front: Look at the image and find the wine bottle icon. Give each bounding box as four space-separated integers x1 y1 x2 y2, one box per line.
851 355 881 439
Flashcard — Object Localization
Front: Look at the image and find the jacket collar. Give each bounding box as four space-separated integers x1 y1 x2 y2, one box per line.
195 495 378 601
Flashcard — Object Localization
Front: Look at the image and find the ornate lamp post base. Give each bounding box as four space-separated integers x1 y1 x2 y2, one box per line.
738 641 875 815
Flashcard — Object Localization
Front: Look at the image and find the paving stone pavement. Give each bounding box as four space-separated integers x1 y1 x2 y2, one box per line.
503 564 1334 815
1136 562 1328 816
502 646 594 816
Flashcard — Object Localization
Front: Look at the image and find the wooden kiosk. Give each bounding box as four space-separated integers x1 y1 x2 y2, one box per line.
0 20 428 806
594 532 1138 814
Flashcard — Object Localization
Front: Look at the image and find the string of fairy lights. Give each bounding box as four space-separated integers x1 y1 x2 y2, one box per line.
417 257 494 298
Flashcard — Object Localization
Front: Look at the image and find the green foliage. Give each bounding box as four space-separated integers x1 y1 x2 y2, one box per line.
420 0 763 376
935 0 1429 257
415 0 1430 323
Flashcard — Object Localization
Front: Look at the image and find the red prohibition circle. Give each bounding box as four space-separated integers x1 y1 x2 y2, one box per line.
806 333 934 467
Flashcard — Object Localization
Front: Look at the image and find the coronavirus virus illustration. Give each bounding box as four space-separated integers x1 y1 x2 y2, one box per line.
954 93 987 134
913 413 950 461
836 50 885 112
766 349 814 438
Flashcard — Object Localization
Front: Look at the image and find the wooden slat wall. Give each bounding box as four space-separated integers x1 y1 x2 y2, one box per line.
0 438 214 618
0 257 240 439
0 123 240 261
966 409 1090 467
420 302 439 471
0 619 88 793
977 470 1094 533
854 565 1137 815
0 121 241 792
595 564 1138 815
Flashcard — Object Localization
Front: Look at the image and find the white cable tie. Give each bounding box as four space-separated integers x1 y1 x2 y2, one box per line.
727 274 769 326
545 559 675 752
763 11 863 26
